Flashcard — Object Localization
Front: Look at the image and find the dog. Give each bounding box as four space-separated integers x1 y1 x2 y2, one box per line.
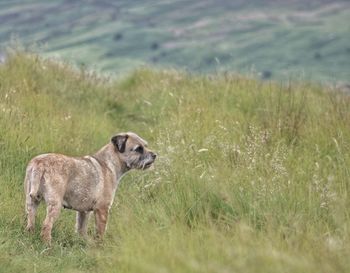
24 132 156 244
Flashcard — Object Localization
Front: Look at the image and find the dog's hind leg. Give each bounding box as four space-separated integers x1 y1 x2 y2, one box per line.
41 201 61 245
25 197 40 233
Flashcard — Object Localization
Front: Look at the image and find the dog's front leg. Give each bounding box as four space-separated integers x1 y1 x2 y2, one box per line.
94 207 109 239
76 211 91 237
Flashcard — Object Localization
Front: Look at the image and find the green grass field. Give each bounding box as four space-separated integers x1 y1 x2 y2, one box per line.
0 0 349 83
0 52 349 272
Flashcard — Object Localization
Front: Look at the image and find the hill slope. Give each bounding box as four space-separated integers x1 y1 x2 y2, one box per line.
0 53 349 273
0 0 349 82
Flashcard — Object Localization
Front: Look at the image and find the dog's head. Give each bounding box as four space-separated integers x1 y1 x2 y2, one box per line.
111 132 156 170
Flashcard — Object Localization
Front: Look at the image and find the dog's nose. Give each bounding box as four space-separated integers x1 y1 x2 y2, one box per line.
151 152 157 160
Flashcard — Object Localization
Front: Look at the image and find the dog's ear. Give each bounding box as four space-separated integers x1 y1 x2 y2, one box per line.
111 134 129 153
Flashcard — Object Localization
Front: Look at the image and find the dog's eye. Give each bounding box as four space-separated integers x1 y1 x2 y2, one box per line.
134 146 144 153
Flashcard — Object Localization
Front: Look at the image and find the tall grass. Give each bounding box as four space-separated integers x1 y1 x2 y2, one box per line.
0 52 349 273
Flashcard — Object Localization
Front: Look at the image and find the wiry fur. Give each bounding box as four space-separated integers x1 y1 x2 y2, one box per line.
24 132 156 245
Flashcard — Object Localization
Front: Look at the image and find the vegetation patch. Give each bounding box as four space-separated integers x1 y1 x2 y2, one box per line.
0 53 349 273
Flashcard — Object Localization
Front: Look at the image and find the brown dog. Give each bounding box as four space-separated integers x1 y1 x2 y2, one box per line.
24 132 156 244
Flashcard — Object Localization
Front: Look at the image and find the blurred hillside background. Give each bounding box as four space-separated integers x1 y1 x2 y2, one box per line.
0 0 349 82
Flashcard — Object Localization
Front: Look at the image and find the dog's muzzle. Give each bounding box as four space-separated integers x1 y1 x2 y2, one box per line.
142 152 157 169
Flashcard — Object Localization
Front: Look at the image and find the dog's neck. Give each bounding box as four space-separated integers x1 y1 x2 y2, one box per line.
93 143 129 182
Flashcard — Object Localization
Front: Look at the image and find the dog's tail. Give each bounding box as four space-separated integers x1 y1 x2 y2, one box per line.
24 164 44 209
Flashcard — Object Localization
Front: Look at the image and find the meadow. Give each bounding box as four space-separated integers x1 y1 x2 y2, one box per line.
0 52 349 273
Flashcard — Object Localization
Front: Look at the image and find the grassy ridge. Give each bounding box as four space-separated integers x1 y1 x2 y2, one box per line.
1 0 349 82
0 53 349 272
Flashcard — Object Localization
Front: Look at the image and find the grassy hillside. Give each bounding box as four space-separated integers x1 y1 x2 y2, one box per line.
0 53 349 273
0 0 349 82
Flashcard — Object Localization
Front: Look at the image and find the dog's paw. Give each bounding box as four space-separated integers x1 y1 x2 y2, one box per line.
25 225 35 233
